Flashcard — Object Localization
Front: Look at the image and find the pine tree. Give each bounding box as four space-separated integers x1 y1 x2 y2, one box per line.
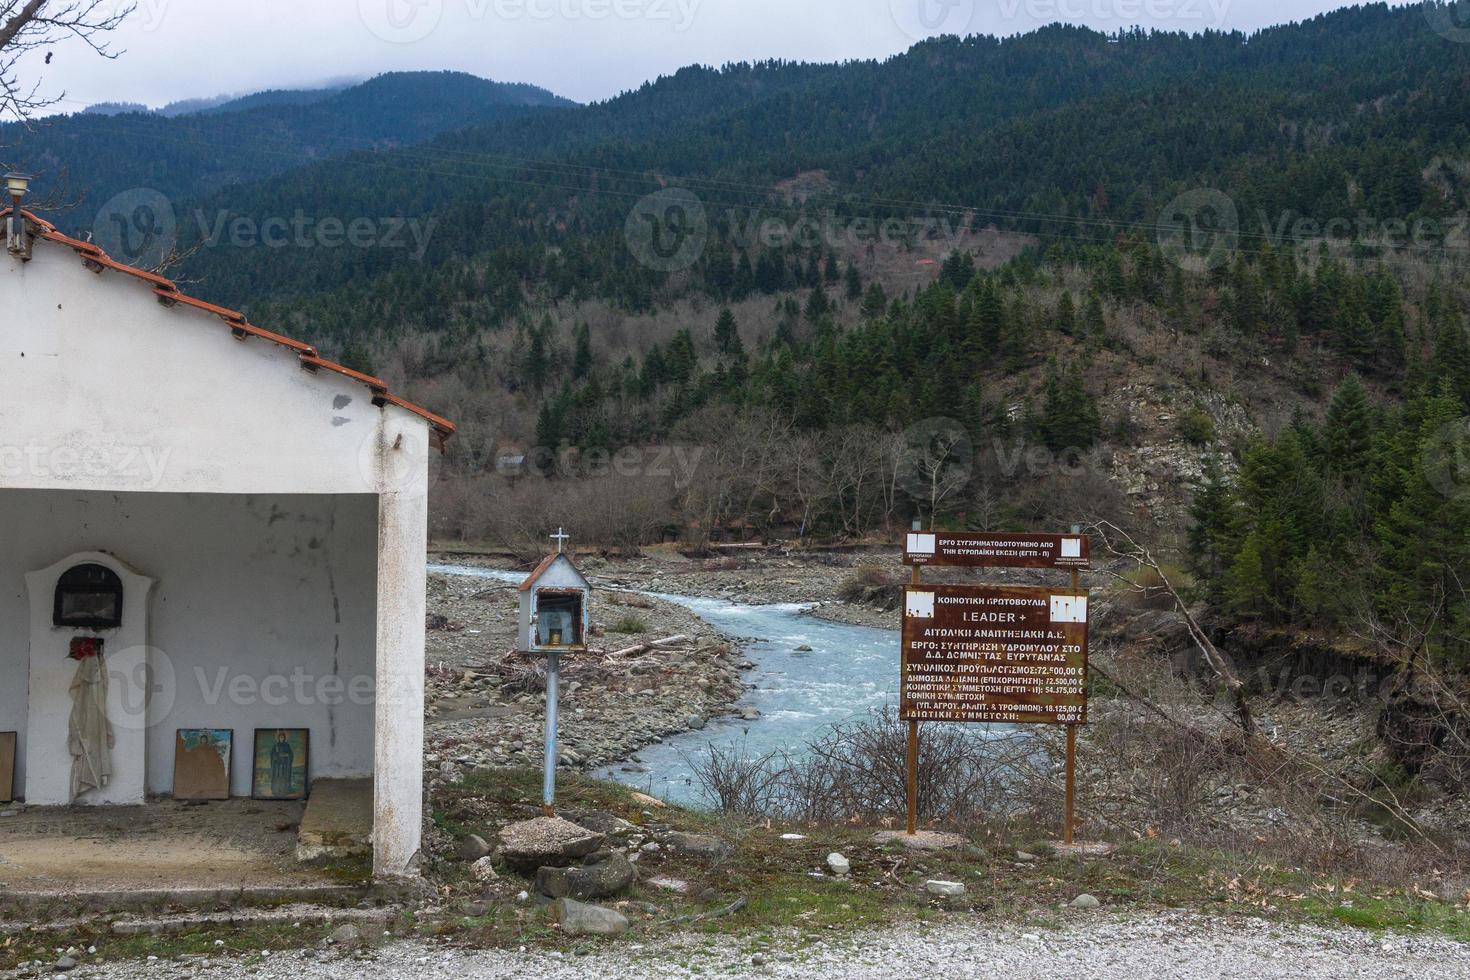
714 308 743 355
572 322 593 380
524 319 550 391
733 251 756 300
845 262 862 301
1055 291 1077 336
1083 293 1106 341
805 286 830 324
861 282 888 320
1323 373 1372 474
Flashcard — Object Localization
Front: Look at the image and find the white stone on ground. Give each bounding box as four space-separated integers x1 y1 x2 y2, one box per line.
924 880 966 897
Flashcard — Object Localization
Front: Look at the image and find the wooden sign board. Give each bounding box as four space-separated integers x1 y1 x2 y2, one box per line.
903 531 1089 570
901 584 1088 725
0 732 13 803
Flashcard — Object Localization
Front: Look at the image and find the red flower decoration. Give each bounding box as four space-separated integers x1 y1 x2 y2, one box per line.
69 637 103 660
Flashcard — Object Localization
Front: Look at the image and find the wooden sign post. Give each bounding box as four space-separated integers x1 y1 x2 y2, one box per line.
901 530 1090 842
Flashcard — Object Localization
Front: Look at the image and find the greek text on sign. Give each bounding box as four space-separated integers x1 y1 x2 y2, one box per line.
903 531 1089 570
901 584 1088 726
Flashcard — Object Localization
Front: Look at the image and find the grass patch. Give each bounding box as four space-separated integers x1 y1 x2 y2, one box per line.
0 920 348 973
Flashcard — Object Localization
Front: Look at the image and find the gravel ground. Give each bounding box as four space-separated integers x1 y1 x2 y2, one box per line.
65 913 1470 979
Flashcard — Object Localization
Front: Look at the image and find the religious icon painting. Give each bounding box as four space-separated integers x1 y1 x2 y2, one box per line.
252 729 309 801
0 732 15 804
173 729 232 801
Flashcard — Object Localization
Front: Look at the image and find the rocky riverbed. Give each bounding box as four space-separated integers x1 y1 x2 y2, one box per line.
424 562 755 791
425 547 1470 847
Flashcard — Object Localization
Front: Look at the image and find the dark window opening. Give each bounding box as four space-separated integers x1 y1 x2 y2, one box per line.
54 564 124 629
536 592 584 647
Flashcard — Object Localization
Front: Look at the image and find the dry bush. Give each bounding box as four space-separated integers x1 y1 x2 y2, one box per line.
837 565 902 609
685 708 1042 828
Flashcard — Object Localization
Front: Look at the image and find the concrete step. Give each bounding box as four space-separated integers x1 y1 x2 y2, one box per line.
1 902 392 938
0 883 377 921
296 778 373 863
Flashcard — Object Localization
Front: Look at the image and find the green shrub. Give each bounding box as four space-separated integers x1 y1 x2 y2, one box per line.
1176 407 1217 446
611 615 649 635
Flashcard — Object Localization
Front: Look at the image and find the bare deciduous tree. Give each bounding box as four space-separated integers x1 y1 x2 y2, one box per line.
0 1 133 121
1090 518 1256 736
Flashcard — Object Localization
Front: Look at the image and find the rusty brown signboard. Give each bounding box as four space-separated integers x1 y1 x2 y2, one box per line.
902 531 1090 570
900 584 1088 725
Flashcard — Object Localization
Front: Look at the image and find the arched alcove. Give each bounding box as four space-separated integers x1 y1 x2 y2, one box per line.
22 551 155 805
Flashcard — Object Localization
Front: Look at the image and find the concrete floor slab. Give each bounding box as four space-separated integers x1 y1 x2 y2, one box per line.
0 798 342 898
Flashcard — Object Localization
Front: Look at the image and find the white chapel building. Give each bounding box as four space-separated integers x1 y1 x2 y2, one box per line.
0 205 454 877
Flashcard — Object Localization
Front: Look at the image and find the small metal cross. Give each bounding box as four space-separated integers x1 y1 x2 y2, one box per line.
550 526 570 553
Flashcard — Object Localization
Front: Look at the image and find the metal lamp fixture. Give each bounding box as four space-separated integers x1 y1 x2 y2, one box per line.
5 171 32 258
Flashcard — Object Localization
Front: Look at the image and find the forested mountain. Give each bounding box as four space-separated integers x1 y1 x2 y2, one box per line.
133 5 1470 310
2 71 573 209
12 5 1470 662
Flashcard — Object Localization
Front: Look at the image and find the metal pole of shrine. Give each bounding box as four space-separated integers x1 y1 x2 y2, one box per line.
541 526 571 817
542 648 560 816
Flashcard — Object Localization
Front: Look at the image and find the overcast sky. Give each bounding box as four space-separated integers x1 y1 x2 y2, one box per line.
26 0 1424 111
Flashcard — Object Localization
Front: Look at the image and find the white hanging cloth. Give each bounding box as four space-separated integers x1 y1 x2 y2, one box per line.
68 654 114 801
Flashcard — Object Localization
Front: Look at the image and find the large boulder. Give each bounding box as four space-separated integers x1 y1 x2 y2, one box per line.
536 850 637 900
551 898 630 936
498 817 605 872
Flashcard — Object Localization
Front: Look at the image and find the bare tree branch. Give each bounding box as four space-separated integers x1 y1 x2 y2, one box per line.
0 0 133 121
